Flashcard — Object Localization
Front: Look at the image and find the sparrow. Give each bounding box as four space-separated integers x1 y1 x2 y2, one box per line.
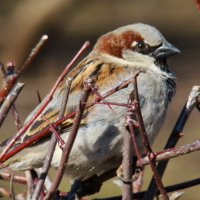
0 23 180 181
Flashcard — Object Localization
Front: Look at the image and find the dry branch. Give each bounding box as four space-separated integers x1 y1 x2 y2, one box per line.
0 82 25 126
0 36 48 106
44 78 93 200
133 72 169 199
0 41 90 162
31 78 72 200
144 85 200 200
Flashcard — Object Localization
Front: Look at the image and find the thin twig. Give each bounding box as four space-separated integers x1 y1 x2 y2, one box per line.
44 78 92 200
0 82 25 127
85 101 130 108
96 77 134 101
0 36 48 106
120 72 140 200
73 138 200 199
31 78 72 200
0 41 90 162
37 90 42 103
42 114 65 148
137 140 200 167
90 84 116 114
121 129 133 200
16 35 48 76
10 173 15 200
13 106 36 200
25 171 35 200
144 85 200 200
93 177 200 200
11 105 22 130
0 172 27 184
133 72 169 200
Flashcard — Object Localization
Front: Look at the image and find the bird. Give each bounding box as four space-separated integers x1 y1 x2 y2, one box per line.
0 23 180 181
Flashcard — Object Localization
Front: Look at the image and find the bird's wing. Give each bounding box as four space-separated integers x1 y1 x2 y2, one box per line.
0 56 134 147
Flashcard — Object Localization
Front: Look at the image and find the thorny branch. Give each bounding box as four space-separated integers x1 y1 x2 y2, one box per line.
133 72 169 199
144 85 200 200
10 173 15 200
44 78 93 200
0 172 27 184
0 35 48 106
0 35 48 160
120 71 140 200
31 78 72 200
2 138 200 183
94 177 200 200
11 105 22 130
121 127 133 200
0 82 25 126
0 41 90 162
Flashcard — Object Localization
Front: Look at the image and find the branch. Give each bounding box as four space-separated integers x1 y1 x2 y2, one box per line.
120 71 140 200
0 82 25 127
133 71 169 199
0 36 48 106
138 140 200 166
0 41 90 162
16 35 48 76
94 177 200 200
31 78 72 200
0 172 27 184
144 85 200 199
121 130 133 200
44 78 93 200
10 173 15 200
11 105 22 130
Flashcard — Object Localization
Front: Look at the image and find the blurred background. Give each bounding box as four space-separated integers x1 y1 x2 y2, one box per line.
0 0 200 199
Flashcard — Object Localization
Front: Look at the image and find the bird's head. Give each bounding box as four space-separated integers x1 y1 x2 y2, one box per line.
90 23 180 72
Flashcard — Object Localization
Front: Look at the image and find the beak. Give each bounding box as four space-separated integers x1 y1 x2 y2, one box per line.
153 40 180 59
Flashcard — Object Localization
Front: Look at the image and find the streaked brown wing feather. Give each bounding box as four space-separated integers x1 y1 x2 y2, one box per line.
16 59 102 143
0 57 131 147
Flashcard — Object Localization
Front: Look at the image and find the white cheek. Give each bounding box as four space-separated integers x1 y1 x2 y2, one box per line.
100 52 167 77
122 49 154 64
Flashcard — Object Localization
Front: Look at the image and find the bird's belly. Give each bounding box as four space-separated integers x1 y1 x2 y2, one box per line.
52 81 168 180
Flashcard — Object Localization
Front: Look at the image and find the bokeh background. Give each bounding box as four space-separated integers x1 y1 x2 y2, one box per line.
0 1 200 199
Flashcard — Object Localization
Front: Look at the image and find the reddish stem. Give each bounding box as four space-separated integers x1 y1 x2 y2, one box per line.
133 71 169 200
42 114 65 148
0 172 27 184
144 85 200 199
0 41 90 162
44 78 92 200
0 36 48 106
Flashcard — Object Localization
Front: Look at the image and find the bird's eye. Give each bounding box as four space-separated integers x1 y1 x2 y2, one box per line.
137 41 146 50
134 41 150 55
